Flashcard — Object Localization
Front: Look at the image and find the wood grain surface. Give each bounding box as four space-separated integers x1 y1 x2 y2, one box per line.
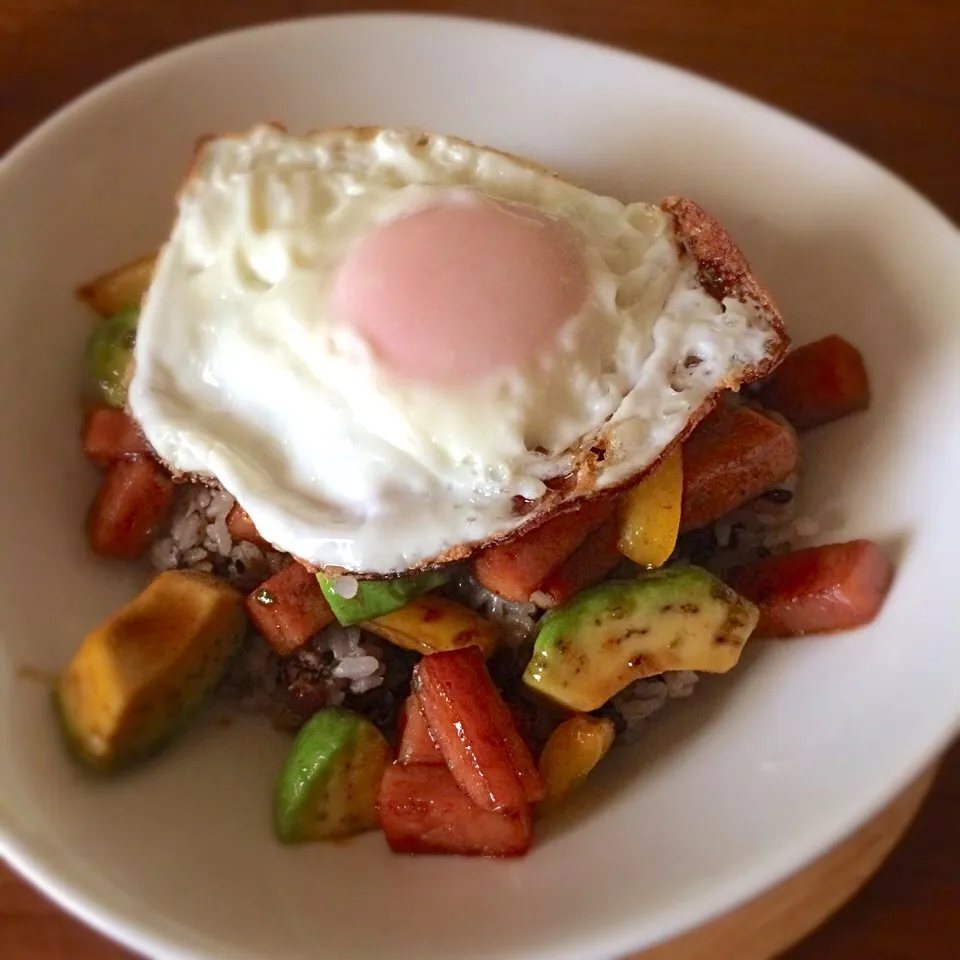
1 1 958 958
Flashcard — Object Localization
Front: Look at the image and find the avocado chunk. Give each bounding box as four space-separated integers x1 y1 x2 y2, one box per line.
523 566 758 712
56 570 246 772
317 569 450 626
274 707 393 842
85 307 138 407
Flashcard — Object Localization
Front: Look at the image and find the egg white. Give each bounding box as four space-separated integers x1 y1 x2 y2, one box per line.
128 126 775 574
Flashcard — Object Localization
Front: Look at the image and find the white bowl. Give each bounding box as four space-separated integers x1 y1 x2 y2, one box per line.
1 14 959 960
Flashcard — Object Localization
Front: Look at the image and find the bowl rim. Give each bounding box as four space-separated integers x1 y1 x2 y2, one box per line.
1 13 959 960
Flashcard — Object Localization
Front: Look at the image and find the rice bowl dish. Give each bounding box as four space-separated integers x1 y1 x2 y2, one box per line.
2 16 959 960
59 123 894 858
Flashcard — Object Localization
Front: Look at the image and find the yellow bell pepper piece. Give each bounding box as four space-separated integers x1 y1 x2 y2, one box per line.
77 252 158 318
539 714 616 807
363 593 499 658
617 447 683 567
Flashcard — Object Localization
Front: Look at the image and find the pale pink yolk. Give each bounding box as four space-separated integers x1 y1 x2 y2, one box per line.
332 194 588 382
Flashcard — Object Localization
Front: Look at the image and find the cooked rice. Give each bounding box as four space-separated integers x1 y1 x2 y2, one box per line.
610 670 699 743
221 620 409 734
157 460 802 744
672 470 811 581
154 483 405 730
443 567 540 646
151 484 286 590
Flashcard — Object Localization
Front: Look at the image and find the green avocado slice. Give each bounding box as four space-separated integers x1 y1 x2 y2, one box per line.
317 569 450 626
523 566 758 712
274 707 393 843
85 307 138 407
55 570 246 773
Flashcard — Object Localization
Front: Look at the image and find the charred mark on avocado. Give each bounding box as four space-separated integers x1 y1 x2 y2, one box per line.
523 568 760 712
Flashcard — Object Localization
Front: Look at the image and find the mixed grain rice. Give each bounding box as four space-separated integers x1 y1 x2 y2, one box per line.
151 467 813 744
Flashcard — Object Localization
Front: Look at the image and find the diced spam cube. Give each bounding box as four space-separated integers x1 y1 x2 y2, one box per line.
397 695 444 765
680 405 800 532
727 539 893 638
226 504 269 549
87 458 174 560
414 647 543 811
472 499 615 602
81 406 152 465
754 335 869 431
245 562 334 656
533 515 623 608
378 763 533 857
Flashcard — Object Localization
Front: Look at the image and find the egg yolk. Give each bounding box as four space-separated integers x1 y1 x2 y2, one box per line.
332 193 588 382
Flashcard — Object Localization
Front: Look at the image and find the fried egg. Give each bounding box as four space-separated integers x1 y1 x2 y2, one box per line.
128 125 786 575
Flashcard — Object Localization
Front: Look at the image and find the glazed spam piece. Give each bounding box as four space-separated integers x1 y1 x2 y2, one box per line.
87 458 174 561
82 406 149 464
753 335 869 431
728 540 894 638
379 647 541 856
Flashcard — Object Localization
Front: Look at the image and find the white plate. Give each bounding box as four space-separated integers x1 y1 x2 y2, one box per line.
1 13 959 960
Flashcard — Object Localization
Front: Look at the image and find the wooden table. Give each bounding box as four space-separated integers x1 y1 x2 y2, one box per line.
1 1 957 957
